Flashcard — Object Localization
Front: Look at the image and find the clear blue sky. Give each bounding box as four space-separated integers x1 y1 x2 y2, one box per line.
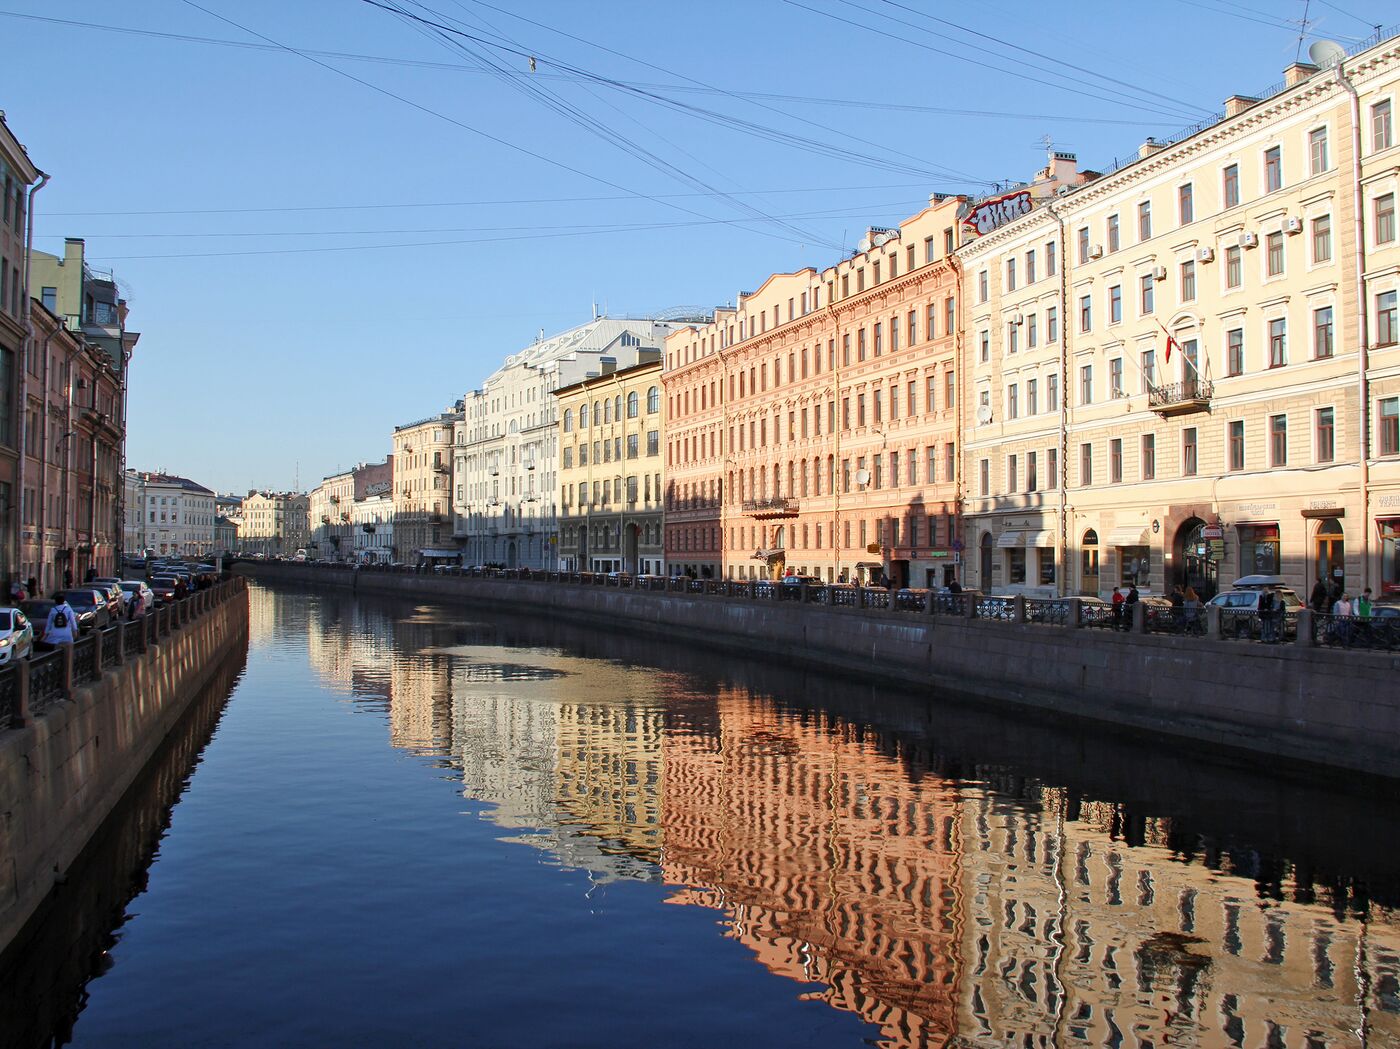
8 0 1394 493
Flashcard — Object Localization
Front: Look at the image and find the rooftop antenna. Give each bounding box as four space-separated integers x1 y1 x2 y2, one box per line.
1294 0 1313 63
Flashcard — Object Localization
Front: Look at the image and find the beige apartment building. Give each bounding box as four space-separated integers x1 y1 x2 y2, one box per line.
962 35 1400 600
664 194 973 587
308 468 355 561
555 357 665 574
239 491 309 557
391 407 460 563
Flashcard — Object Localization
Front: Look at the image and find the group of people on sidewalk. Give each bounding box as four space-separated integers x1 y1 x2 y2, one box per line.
1311 579 1375 618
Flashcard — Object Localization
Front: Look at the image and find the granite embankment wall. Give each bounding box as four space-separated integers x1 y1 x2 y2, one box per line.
242 564 1399 781
0 583 249 952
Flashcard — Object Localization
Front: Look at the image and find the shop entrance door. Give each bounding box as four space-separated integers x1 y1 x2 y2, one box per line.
1315 518 1344 593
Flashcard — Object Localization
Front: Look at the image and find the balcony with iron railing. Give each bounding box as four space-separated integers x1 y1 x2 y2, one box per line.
1149 378 1213 417
742 495 799 519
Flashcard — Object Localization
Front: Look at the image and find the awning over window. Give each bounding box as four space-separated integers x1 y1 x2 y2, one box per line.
1026 530 1056 547
996 531 1023 548
1105 525 1151 547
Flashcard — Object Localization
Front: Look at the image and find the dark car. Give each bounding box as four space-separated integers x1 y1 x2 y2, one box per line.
149 575 180 605
19 599 55 644
57 589 111 632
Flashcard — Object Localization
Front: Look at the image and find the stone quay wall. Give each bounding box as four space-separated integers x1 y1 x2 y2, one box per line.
0 580 250 952
240 564 1396 782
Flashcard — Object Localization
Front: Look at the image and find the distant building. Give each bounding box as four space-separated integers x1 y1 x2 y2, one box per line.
554 356 666 574
129 470 216 558
309 468 355 561
240 491 310 557
392 409 460 563
456 316 690 570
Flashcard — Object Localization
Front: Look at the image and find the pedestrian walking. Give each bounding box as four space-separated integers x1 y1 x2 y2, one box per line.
1111 586 1125 630
1259 589 1278 642
1124 585 1140 630
1357 588 1374 618
1184 586 1202 631
45 594 77 648
1310 578 1329 613
1331 592 1354 645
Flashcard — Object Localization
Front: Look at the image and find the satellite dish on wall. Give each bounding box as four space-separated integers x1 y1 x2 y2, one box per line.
855 468 871 486
1308 40 1346 69
976 404 994 425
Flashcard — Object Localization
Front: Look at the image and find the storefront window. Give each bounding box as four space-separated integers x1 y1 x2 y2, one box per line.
1007 547 1026 584
1038 548 1056 585
1380 519 1400 594
1119 546 1149 587
1238 524 1281 575
1081 530 1100 595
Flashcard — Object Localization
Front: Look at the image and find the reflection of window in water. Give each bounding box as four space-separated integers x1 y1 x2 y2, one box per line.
1119 546 1149 586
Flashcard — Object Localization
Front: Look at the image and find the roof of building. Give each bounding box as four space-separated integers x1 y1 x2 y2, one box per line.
133 471 215 495
551 354 663 397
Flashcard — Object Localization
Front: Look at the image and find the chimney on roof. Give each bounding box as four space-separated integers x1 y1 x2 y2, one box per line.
1138 137 1167 160
1223 95 1260 117
1284 61 1319 87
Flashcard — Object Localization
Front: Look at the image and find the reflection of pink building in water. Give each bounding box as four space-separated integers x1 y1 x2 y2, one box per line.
663 196 966 586
660 688 965 1046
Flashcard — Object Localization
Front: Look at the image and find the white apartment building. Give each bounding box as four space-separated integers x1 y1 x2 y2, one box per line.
129 470 217 557
352 494 394 563
454 317 688 570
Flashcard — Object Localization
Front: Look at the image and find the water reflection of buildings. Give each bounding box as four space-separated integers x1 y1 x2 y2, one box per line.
448 647 665 883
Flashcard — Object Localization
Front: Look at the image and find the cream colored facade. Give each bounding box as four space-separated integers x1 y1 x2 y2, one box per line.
391 408 460 562
962 37 1400 600
239 491 309 557
554 357 665 574
308 469 355 561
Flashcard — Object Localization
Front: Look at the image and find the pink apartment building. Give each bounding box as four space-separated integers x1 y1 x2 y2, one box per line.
664 195 967 587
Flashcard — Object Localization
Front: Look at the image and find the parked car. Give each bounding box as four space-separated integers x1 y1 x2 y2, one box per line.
88 578 126 618
0 607 35 663
19 599 55 645
57 589 112 632
120 580 155 616
149 575 181 605
1207 586 1303 639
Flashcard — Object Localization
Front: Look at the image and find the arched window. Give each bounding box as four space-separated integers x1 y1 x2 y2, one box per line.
1081 529 1100 596
648 386 660 413
615 395 623 421
602 399 611 423
627 391 639 418
562 408 573 433
579 403 589 428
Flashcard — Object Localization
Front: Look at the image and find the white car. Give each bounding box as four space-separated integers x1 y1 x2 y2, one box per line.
119 580 155 616
0 607 35 663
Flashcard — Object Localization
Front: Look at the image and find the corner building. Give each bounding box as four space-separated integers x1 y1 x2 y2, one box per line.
664 194 966 586
963 35 1400 599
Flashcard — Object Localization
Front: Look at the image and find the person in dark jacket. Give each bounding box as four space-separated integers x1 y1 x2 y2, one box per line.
1310 578 1329 613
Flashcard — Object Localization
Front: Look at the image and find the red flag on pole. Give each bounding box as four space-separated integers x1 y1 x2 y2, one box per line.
1156 319 1180 363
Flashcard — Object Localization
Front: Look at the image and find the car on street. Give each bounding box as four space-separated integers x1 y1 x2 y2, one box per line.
88 578 126 618
57 589 112 633
120 580 155 616
19 600 55 645
1207 585 1303 639
149 575 181 605
0 607 35 662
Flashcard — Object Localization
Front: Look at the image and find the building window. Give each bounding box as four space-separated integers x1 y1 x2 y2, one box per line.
1007 453 1017 492
1027 314 1038 348
1226 245 1242 289
979 459 989 497
1223 163 1240 208
1026 249 1037 283
1027 450 1038 491
1007 321 1018 355
1309 127 1329 175
1077 227 1090 264
1080 364 1093 405
1378 193 1397 244
1141 348 1156 391
1316 407 1335 463
1107 213 1120 253
1047 306 1059 343
1313 307 1334 358
979 330 990 363
1266 231 1285 276
1027 378 1038 415
1046 239 1057 275
1079 295 1092 333
1380 397 1400 456
1264 145 1282 192
1178 183 1194 224
1109 284 1122 324
627 391 639 417
1007 384 1018 419
1140 274 1154 315
1227 328 1244 375
1110 438 1122 483
1080 443 1092 486
1229 420 1245 471
1006 257 1017 291
1269 317 1287 367
1374 99 1394 152
1047 373 1059 412
1110 357 1123 398
1311 215 1332 264
1183 427 1198 476
1270 414 1288 466
1378 290 1399 346
1181 260 1196 302
978 269 988 302
1141 434 1156 480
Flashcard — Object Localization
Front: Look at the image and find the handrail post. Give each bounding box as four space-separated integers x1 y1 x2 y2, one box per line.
1068 597 1082 628
61 642 74 699
1206 604 1222 640
15 658 31 728
1131 602 1147 634
1296 608 1314 647
92 630 104 681
1012 594 1027 624
114 620 126 665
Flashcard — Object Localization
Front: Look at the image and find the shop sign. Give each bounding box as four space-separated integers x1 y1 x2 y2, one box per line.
967 189 1034 236
1200 525 1223 540
926 550 950 558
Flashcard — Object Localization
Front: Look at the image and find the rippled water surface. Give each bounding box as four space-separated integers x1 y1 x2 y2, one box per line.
6 582 1400 1048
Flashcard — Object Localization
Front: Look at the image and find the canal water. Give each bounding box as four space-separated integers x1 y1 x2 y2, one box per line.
3 582 1398 1048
